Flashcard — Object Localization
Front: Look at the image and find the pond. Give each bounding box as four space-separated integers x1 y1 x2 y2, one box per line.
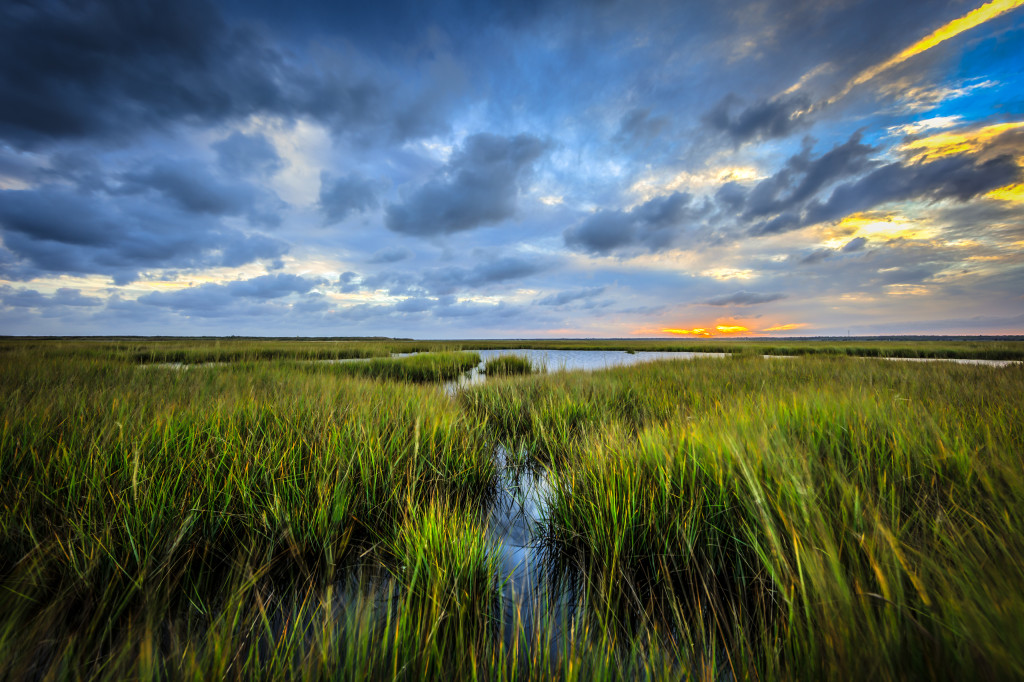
444 348 729 393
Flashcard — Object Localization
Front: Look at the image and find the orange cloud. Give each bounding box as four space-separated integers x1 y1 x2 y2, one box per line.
662 324 752 336
764 323 809 331
662 327 712 336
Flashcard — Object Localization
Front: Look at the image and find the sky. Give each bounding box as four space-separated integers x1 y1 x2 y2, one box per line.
1 0 1023 338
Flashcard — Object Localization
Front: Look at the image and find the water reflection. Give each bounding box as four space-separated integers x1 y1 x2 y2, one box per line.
444 349 728 394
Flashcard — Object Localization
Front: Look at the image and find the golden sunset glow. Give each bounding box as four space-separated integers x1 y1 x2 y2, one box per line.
702 267 756 280
661 324 751 336
2 0 1021 342
985 182 1024 204
822 212 936 244
831 0 1024 102
662 327 712 336
897 121 1024 161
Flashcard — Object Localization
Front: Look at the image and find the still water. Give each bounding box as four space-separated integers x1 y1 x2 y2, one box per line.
444 348 728 393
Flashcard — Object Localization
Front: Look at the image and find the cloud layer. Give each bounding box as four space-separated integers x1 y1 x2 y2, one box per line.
1 0 1022 337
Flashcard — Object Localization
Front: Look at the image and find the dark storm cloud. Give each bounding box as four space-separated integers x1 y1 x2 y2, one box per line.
214 132 282 176
0 0 279 146
703 291 786 306
0 187 287 283
318 172 379 224
119 160 256 216
0 0 463 149
743 134 877 219
705 93 812 144
563 192 696 254
804 153 1023 226
730 131 1022 236
385 133 548 236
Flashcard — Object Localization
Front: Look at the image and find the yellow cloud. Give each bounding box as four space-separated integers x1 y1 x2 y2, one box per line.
661 324 751 336
823 212 935 243
662 327 712 336
764 323 808 331
701 267 756 280
830 0 1024 102
898 121 1024 161
986 182 1024 204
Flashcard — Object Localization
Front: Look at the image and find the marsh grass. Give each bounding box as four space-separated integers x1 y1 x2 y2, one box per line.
483 355 535 376
1 340 1023 679
328 351 481 383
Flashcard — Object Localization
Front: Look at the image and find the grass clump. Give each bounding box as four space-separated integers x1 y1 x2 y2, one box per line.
330 351 480 382
482 354 534 376
0 355 498 678
394 503 500 607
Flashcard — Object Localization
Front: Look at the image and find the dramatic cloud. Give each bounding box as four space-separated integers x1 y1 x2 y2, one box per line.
386 133 548 236
1 0 1022 337
319 172 379 224
214 132 283 176
705 94 811 143
0 186 286 283
0 0 463 149
0 0 282 146
564 192 696 254
804 153 1022 226
119 160 257 216
742 134 878 219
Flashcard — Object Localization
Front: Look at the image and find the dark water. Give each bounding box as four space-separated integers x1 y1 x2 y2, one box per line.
486 444 555 635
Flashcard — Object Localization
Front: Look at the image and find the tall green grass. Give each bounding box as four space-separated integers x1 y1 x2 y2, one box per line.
1 343 1022 679
328 351 481 382
482 355 535 376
